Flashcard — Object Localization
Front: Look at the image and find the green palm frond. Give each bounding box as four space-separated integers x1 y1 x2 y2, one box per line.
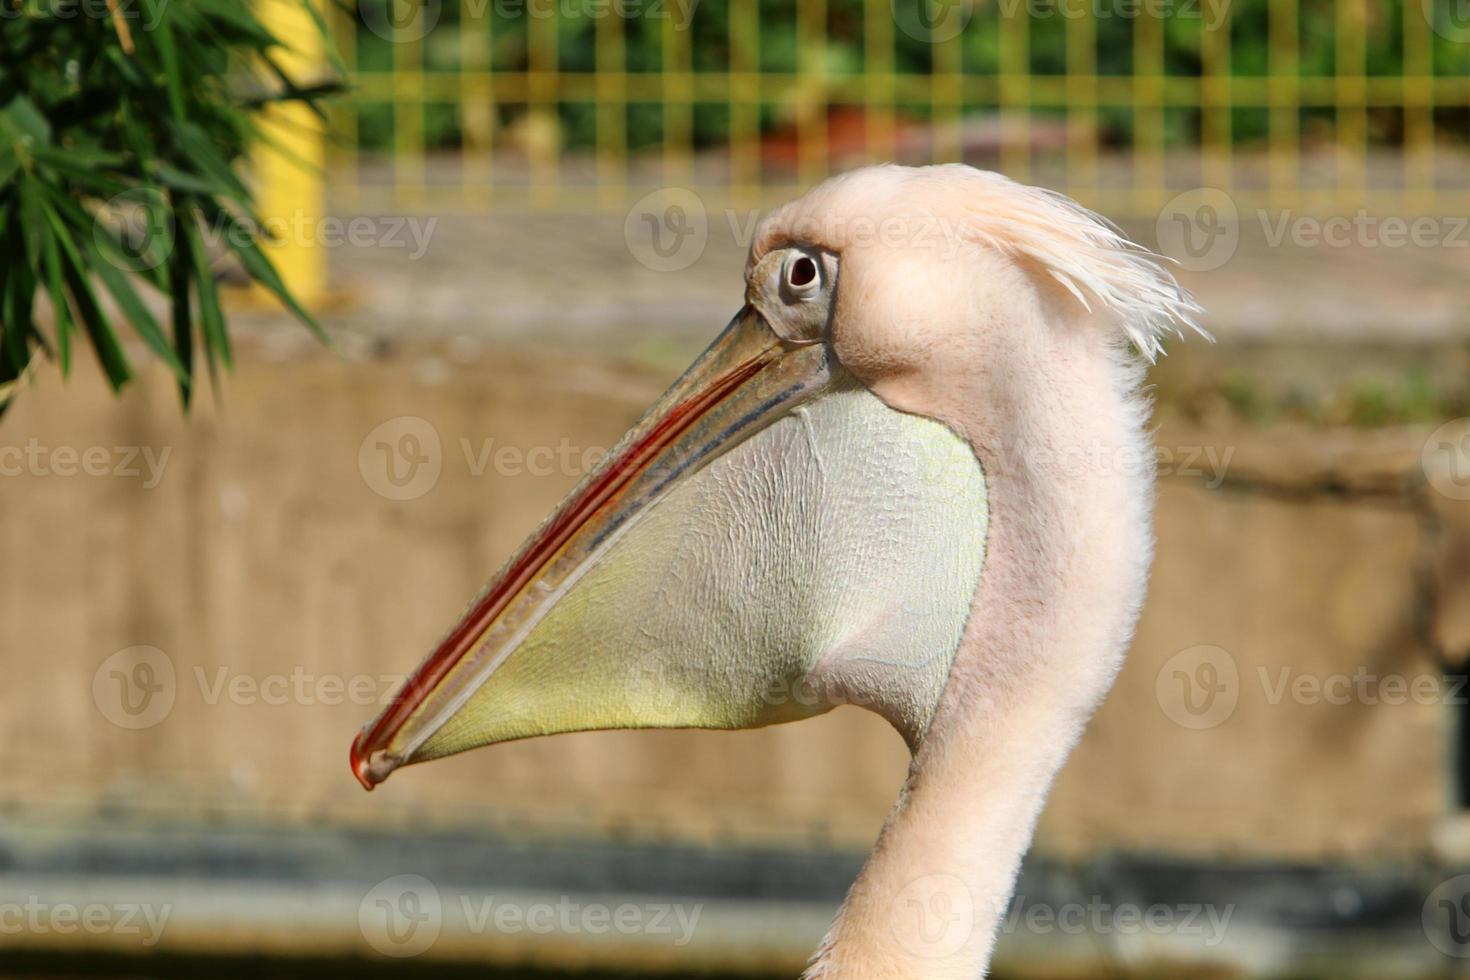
0 0 340 412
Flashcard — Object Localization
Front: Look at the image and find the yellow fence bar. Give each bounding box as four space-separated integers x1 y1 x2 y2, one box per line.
1335 0 1368 195
347 70 1470 106
998 3 1031 184
253 0 326 306
1267 0 1298 207
862 0 894 166
661 9 693 186
1065 0 1098 196
1201 0 1232 193
528 9 559 207
796 0 828 189
462 5 494 208
1133 3 1165 196
730 0 761 207
1402 0 1435 200
595 10 627 208
930 25 962 164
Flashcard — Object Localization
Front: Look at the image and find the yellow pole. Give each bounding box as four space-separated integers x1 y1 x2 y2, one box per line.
251 0 326 308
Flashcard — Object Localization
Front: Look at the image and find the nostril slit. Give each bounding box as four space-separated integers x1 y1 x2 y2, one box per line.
789 257 817 287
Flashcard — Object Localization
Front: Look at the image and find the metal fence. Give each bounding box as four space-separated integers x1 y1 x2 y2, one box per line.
319 0 1470 215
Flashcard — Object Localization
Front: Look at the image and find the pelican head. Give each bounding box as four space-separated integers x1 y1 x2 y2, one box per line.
352 164 1200 977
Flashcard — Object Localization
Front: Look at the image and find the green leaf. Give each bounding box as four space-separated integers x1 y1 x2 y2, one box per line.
181 208 230 371
1 233 37 376
16 175 46 271
199 197 325 343
30 151 131 197
168 120 255 213
43 197 132 390
0 95 53 147
42 217 73 376
148 163 223 197
150 0 187 124
0 143 19 191
168 209 193 407
79 229 188 382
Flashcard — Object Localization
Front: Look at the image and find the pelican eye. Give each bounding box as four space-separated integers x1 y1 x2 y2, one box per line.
750 245 835 345
788 256 817 288
780 251 823 303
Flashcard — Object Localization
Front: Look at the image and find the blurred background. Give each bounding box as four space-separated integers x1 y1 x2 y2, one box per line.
4 0 1470 975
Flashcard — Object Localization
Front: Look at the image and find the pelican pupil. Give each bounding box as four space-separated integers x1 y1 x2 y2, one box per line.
789 256 817 288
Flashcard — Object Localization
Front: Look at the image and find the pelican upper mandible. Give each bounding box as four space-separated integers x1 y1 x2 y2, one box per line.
351 164 1202 978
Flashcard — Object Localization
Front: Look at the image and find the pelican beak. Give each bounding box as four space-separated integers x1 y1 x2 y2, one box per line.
351 308 837 789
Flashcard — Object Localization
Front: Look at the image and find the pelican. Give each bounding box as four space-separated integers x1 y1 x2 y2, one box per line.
351 164 1200 977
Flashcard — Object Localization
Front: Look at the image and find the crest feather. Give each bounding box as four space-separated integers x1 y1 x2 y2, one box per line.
940 166 1207 362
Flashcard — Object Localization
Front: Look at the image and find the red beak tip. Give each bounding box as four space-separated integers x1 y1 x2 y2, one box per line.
349 731 378 792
